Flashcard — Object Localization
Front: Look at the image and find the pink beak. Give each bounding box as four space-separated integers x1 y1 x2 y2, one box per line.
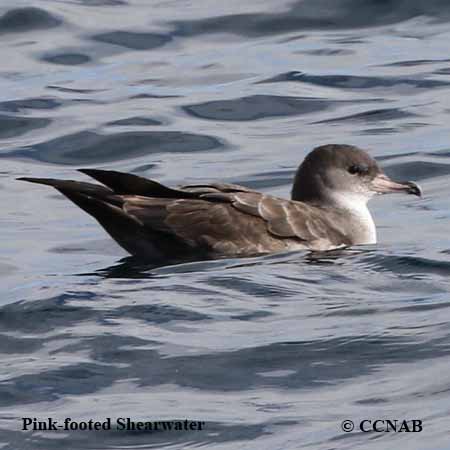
371 173 422 197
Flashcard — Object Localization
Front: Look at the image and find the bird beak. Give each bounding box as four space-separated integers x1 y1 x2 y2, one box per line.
371 173 422 197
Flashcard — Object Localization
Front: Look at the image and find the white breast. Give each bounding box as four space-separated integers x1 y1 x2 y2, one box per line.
328 191 377 245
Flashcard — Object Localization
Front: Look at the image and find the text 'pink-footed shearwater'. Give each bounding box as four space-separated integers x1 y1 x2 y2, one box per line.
19 144 421 260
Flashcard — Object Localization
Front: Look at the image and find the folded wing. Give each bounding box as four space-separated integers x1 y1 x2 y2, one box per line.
19 169 350 258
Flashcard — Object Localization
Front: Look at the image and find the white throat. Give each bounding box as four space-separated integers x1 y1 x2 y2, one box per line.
328 191 377 244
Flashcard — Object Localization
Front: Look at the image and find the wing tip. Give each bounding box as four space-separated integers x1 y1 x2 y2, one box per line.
78 168 101 176
17 177 51 185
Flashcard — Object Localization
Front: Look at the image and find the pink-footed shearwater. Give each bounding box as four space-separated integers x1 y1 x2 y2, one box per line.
18 144 421 259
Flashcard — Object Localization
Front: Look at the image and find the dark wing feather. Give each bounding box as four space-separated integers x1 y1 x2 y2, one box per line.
122 195 288 255
229 193 351 246
17 177 113 198
79 169 198 198
122 189 349 253
180 182 256 194
19 170 350 257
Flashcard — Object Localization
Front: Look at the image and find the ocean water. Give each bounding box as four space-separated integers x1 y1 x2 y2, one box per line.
1 1 450 449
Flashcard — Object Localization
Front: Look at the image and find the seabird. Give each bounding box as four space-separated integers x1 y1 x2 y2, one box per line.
18 144 421 260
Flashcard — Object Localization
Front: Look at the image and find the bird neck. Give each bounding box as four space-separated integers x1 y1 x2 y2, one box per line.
292 174 377 245
326 191 377 245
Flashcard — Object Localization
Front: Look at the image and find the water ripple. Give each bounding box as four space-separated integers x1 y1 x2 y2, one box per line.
183 95 342 121
92 31 172 50
259 71 450 90
3 130 226 165
0 7 62 34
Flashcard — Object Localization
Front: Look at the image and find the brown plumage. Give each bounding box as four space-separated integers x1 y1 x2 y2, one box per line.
18 144 421 261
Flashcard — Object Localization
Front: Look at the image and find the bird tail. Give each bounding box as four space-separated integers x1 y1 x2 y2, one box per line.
17 176 150 256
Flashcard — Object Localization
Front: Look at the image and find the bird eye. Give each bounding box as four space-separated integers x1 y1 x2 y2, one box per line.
348 164 368 175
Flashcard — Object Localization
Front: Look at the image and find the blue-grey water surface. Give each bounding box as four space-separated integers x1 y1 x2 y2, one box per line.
1 1 450 449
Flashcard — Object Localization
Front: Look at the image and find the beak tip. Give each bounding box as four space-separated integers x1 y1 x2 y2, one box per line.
407 182 422 197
